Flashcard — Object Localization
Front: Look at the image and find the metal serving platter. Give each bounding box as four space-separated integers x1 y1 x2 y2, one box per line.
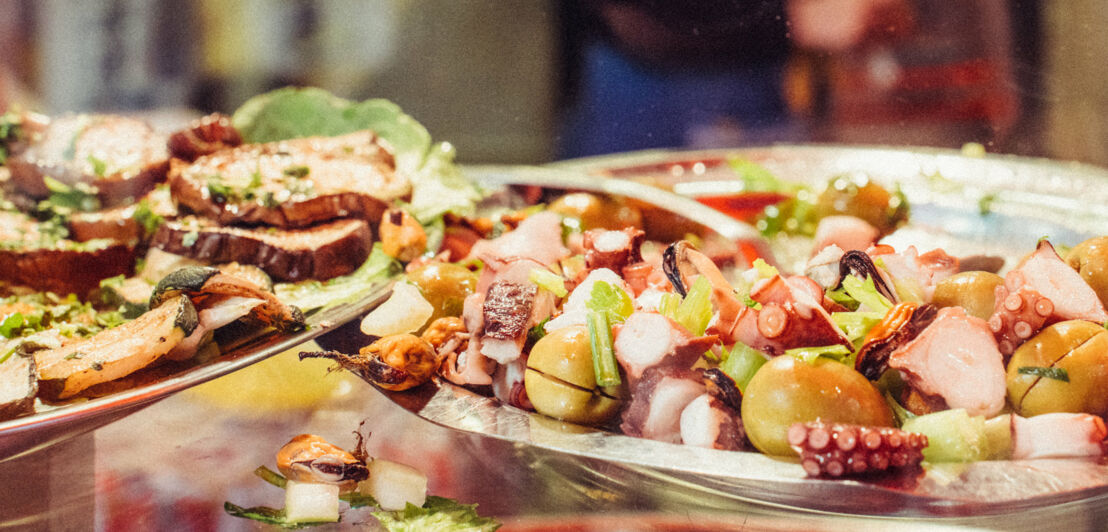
370 147 1108 517
0 282 392 462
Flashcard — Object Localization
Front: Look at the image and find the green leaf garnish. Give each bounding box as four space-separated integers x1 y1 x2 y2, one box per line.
839 274 894 314
831 311 884 346
372 496 500 532
1017 366 1070 382
87 155 108 177
275 244 400 312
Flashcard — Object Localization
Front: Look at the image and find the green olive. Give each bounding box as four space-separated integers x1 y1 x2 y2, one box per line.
548 193 643 232
741 355 894 456
405 263 477 324
815 174 908 235
1006 320 1108 417
1065 236 1108 309
932 271 1004 320
524 325 622 425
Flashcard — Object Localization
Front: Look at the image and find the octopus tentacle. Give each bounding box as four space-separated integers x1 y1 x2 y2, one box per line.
988 270 1054 357
787 421 927 478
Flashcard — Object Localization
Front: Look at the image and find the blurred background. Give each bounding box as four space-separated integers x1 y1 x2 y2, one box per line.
0 0 1105 167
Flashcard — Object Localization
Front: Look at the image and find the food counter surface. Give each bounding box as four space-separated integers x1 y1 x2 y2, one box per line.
3 345 1106 532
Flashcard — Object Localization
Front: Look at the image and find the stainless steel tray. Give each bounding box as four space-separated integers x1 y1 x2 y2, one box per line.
369 148 1108 517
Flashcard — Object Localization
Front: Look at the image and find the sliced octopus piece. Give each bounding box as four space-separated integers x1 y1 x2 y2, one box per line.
1011 413 1108 459
620 367 706 444
887 306 1006 418
679 393 748 451
1010 240 1108 323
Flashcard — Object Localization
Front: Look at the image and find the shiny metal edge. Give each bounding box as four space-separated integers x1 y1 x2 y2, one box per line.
0 282 393 462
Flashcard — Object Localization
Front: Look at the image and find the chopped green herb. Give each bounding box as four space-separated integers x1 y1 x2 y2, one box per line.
206 176 235 203
41 176 101 213
978 193 997 216
133 199 165 238
87 154 108 177
742 293 762 310
90 361 104 371
250 168 264 188
1018 366 1070 382
64 351 85 360
0 313 24 338
283 165 310 178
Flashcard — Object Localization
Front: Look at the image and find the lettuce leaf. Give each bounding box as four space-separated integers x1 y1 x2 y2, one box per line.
372 496 500 532
231 87 480 223
275 244 400 311
232 87 429 169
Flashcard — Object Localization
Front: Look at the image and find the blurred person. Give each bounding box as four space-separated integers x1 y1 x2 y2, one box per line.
555 0 913 159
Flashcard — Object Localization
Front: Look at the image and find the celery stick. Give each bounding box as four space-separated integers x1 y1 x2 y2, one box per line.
674 276 713 335
901 409 987 463
720 342 767 393
529 268 568 297
586 311 621 387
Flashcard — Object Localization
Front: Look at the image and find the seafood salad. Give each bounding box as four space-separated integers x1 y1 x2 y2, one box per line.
310 173 1108 479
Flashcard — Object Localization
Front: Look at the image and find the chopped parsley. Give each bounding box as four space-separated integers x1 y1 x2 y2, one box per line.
282 165 310 178
87 154 109 177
